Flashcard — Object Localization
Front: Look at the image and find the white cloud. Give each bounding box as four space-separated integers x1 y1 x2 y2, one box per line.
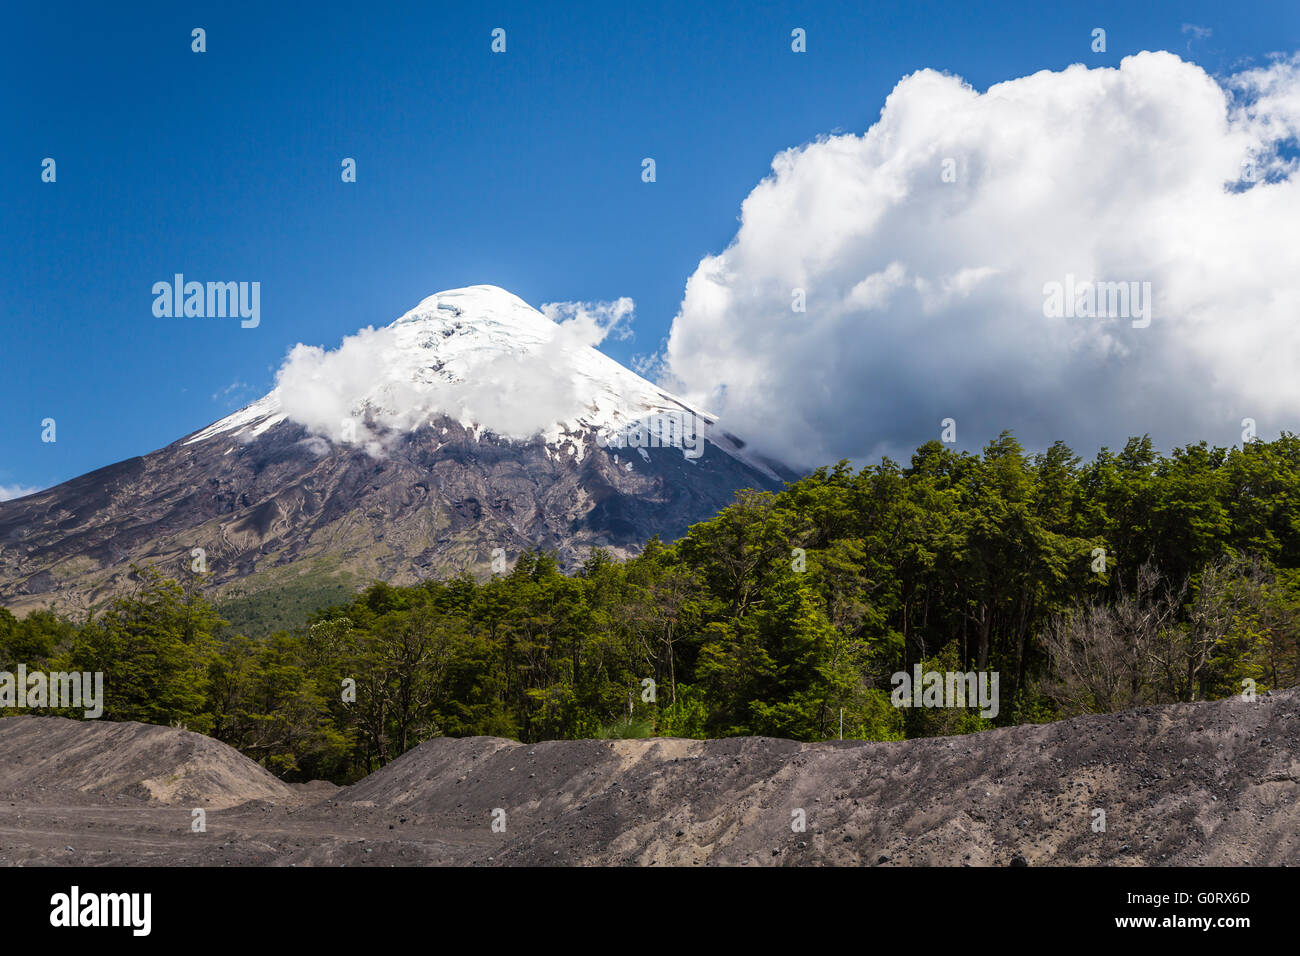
0 485 40 502
270 291 638 453
539 297 635 343
662 52 1300 468
211 380 254 408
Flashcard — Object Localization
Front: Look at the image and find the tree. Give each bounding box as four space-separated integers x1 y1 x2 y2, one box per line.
63 566 220 730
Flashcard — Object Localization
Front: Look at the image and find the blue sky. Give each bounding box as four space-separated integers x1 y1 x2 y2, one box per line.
3 0 1297 493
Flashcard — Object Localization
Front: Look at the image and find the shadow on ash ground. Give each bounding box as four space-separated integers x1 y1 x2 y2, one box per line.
1 688 1297 866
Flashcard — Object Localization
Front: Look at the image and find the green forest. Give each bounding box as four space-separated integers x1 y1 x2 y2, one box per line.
3 432 1299 783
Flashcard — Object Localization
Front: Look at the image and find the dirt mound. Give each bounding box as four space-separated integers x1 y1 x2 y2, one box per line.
0 690 1296 866
0 716 298 810
337 688 1300 866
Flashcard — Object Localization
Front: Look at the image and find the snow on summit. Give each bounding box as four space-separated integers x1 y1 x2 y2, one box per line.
183 285 735 466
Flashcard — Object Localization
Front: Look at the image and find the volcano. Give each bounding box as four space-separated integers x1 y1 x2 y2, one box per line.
0 286 794 617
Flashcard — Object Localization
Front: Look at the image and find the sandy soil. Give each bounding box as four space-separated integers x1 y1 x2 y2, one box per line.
1 688 1296 866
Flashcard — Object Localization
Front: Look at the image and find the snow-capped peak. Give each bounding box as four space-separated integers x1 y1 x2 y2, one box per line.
182 286 779 479
395 285 543 327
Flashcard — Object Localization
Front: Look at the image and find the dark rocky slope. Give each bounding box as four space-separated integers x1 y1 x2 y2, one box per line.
0 414 783 616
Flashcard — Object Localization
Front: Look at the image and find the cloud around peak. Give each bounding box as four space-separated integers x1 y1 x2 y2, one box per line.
269 294 639 452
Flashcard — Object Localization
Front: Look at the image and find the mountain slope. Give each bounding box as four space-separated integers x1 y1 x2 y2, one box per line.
0 286 794 615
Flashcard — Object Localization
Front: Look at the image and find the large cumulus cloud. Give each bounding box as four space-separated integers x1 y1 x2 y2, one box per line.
662 52 1300 468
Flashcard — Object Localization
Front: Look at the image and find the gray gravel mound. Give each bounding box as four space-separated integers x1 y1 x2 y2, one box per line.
0 715 299 810
1 690 1296 866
